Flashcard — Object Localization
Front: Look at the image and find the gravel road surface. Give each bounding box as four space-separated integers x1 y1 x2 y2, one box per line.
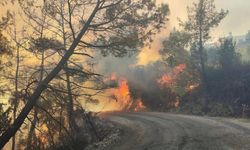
106 112 250 150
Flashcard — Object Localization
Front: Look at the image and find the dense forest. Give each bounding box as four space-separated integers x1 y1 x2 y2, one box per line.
0 0 250 150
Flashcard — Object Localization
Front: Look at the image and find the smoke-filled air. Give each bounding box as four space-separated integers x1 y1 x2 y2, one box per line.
1 0 250 150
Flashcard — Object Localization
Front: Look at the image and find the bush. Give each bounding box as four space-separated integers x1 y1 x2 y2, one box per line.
207 102 233 117
180 89 207 116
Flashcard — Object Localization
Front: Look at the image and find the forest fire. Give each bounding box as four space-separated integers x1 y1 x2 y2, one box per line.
105 74 146 112
104 72 117 82
157 75 173 86
35 124 49 145
174 99 180 108
1 0 247 149
113 79 133 110
110 73 117 81
102 64 187 112
158 64 186 87
133 99 146 111
173 64 186 75
186 83 200 91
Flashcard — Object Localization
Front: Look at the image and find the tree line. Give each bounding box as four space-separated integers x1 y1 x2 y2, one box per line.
160 0 250 117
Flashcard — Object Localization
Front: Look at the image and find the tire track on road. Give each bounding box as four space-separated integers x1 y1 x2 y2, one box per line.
106 112 250 150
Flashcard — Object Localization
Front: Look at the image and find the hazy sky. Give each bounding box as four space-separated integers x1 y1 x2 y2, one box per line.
1 0 250 36
137 0 250 65
1 1 250 65
167 0 250 37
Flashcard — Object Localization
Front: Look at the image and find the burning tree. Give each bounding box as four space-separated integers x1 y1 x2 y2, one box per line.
158 64 186 87
103 73 146 112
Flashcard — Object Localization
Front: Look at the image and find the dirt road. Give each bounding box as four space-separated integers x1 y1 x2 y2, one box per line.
106 112 250 150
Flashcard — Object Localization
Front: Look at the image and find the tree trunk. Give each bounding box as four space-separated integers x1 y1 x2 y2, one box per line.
61 5 79 133
12 45 20 150
26 107 38 150
65 62 79 132
199 30 206 84
198 1 209 113
198 0 206 85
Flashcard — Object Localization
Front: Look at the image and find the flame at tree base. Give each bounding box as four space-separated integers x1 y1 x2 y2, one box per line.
101 75 146 112
132 99 146 112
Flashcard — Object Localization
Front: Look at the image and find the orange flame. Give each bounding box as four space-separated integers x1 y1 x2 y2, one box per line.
110 72 117 81
106 75 146 112
158 64 186 87
174 99 180 108
173 64 186 75
157 75 173 86
104 73 117 83
186 83 199 91
35 124 49 145
118 79 130 98
109 78 132 111
133 99 146 111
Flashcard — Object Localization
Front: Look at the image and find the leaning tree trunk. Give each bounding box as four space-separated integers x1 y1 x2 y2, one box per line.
0 3 100 148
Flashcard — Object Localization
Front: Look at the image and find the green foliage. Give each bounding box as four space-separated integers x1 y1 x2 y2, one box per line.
160 30 191 67
218 37 240 70
38 0 170 58
179 0 228 82
181 92 234 117
93 0 169 57
206 64 250 109
174 35 250 117
160 30 200 97
180 0 228 43
206 46 220 67
207 103 233 117
181 90 206 116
